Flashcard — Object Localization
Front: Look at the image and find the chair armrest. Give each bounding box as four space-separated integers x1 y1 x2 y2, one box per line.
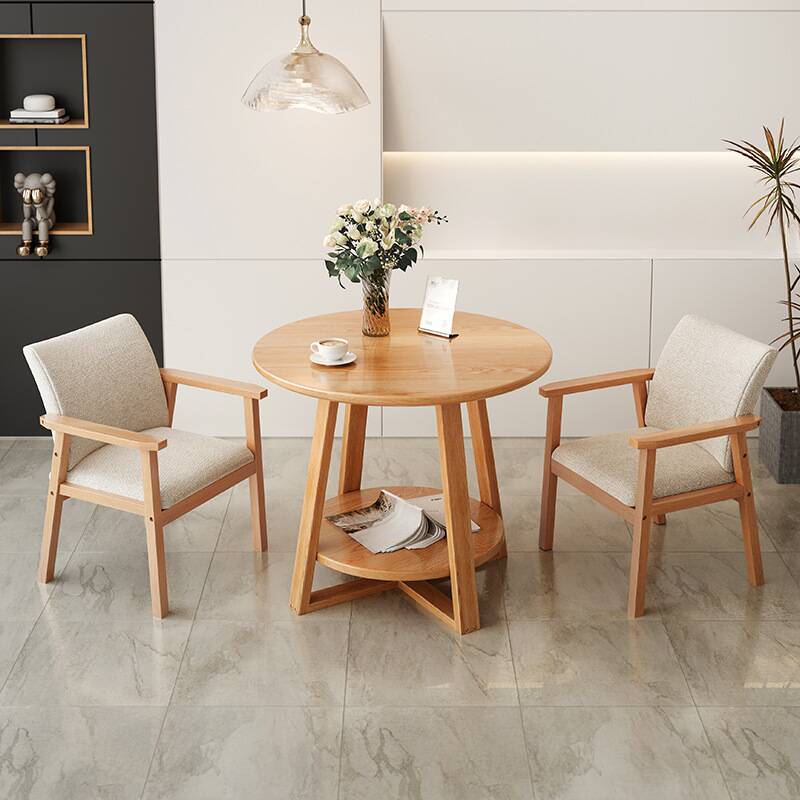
160 368 267 400
539 369 655 398
39 414 168 451
628 415 761 450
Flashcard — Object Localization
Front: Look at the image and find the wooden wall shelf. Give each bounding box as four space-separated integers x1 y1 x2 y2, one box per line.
0 146 93 236
0 119 87 130
0 34 89 129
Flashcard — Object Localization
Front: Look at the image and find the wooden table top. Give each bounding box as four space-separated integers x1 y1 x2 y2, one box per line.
252 309 551 407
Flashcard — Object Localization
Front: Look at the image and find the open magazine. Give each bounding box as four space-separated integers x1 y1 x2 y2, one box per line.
326 490 480 554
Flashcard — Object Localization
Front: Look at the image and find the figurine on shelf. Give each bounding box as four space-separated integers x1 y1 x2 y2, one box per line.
14 172 56 257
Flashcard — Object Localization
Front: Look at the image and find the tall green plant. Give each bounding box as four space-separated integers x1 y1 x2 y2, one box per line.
726 120 800 393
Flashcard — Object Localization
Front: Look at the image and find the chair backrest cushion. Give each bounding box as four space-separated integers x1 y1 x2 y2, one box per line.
23 314 169 469
646 314 777 472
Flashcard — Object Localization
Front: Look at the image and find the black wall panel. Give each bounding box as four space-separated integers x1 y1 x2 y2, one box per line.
0 260 163 435
34 2 160 260
0 1 161 436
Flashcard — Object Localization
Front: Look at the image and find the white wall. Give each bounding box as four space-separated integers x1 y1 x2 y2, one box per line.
383 9 800 151
155 0 382 435
155 0 800 438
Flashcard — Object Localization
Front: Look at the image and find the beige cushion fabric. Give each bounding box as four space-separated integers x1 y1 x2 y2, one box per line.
23 314 169 469
552 427 733 507
646 315 777 472
67 427 254 509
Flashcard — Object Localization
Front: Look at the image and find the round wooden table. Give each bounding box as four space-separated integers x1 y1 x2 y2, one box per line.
252 309 552 634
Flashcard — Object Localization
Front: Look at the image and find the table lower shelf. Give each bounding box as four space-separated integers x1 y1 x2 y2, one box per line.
317 485 505 582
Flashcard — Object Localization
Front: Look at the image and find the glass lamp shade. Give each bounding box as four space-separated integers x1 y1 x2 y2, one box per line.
242 15 369 115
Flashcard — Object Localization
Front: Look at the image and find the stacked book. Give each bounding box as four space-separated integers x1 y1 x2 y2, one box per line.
8 108 70 125
326 490 479 553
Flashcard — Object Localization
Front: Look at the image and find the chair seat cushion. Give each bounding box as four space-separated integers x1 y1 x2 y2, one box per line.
67 427 254 509
552 427 733 507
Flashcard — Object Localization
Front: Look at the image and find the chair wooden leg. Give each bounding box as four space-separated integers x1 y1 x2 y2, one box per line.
654 514 667 525
628 448 656 618
141 450 169 618
339 404 368 495
244 397 268 552
290 399 338 614
38 431 71 583
539 396 563 551
731 432 764 587
437 403 480 635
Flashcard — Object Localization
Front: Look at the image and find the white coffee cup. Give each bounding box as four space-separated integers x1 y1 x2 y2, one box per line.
311 337 349 363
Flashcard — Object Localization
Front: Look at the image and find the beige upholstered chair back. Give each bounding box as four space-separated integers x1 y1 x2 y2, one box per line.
23 314 169 469
646 315 777 472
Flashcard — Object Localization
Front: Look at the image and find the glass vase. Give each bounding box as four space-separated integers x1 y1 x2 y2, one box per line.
361 268 392 337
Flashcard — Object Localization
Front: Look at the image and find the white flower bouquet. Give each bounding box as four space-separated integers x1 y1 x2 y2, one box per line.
323 199 447 336
323 200 446 286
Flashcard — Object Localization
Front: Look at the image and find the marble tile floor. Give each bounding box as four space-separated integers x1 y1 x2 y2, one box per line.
1 436 800 799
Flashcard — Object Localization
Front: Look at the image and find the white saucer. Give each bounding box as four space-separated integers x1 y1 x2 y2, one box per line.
310 351 357 367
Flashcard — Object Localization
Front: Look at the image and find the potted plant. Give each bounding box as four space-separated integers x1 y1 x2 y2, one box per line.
323 200 446 336
727 121 800 482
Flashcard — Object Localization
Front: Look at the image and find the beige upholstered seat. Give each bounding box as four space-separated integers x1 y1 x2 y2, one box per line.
68 427 254 509
23 314 268 618
553 426 733 507
539 314 777 618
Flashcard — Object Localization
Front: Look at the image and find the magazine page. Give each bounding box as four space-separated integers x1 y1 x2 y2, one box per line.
413 493 480 533
325 490 481 554
326 491 425 554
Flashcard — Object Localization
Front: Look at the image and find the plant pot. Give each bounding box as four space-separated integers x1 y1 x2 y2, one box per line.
759 387 800 483
361 268 391 337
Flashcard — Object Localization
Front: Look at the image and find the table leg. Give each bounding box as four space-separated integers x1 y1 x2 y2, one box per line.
468 399 506 560
289 399 339 614
339 404 369 494
436 403 480 635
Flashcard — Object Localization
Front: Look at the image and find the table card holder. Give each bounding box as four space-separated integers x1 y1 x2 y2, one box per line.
418 276 459 339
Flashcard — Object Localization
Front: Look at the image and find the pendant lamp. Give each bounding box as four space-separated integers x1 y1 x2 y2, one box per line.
242 0 369 115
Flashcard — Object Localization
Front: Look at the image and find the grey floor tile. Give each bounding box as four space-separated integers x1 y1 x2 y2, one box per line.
0 617 191 706
196 551 350 622
340 706 533 800
635 500 776 552
665 619 800 707
78 491 230 553
262 438 335 496
504 552 630 621
0 439 14 462
216 484 302 552
509 620 692 706
504 492 632 553
0 620 35 687
45 551 212 622
700 706 800 800
648 552 800 620
753 486 800 551
173 619 349 706
777 552 800 590
0 706 165 800
347 588 516 707
142 706 341 800
0 440 53 496
361 437 446 492
0 496 95 553
0 553 56 621
522 706 729 800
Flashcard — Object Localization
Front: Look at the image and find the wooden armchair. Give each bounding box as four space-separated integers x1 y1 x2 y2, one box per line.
24 314 267 618
538 315 777 618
